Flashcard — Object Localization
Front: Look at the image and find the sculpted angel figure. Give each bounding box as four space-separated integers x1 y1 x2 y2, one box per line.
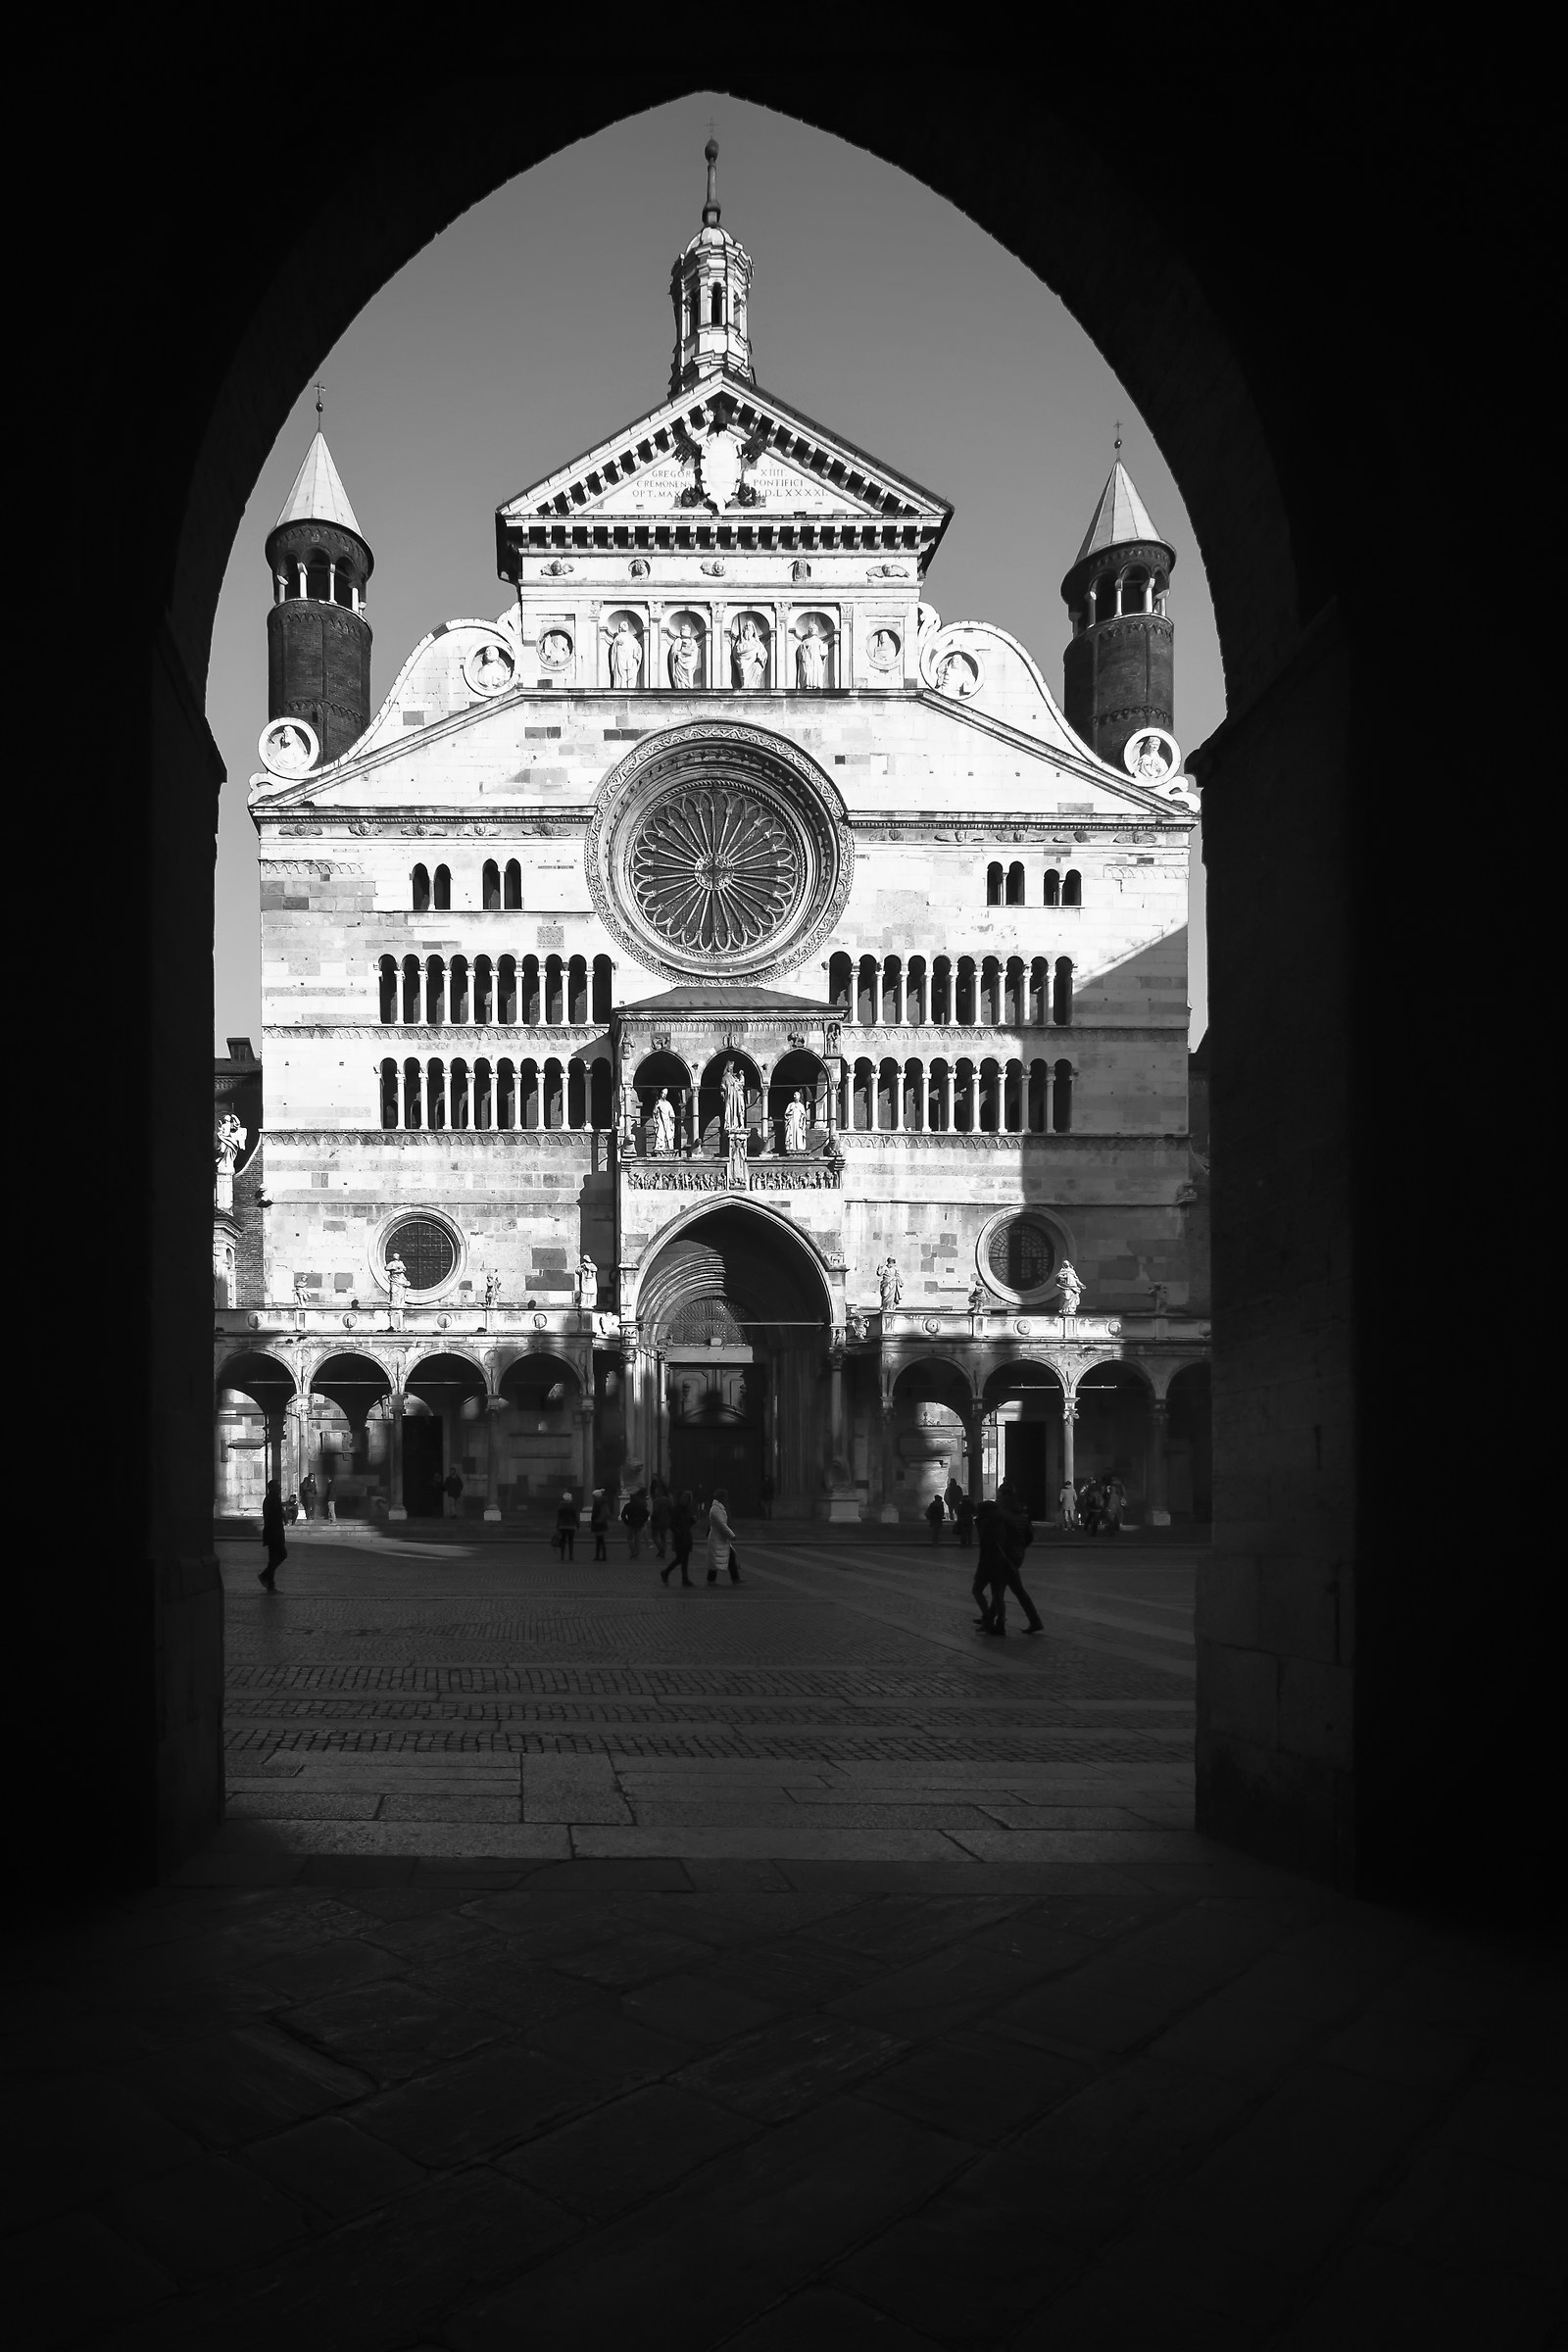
606 619 643 691
783 1090 808 1154
650 1088 677 1156
879 1258 903 1311
731 617 767 691
667 622 702 689
1133 732 1172 780
795 628 829 691
1055 1260 1084 1317
721 1059 749 1134
214 1111 246 1173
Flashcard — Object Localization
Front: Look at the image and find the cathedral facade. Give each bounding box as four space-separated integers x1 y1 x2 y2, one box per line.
215 146 1210 1528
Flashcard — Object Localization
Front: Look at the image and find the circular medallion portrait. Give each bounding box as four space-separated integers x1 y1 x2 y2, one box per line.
258 716 319 776
463 636 516 698
586 721 853 981
1124 725 1182 783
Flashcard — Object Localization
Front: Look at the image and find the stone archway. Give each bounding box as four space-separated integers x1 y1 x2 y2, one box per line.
635 1202 833 1515
52 60 1497 1907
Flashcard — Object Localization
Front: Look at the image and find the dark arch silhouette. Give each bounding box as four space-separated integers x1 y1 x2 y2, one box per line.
54 59 1498 1913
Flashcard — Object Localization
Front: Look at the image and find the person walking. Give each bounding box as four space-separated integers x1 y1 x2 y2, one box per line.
650 1479 672 1560
621 1486 649 1557
925 1493 946 1544
555 1489 578 1560
1078 1477 1101 1537
298 1471 318 1521
322 1474 337 1523
971 1496 1008 1632
443 1468 464 1520
260 1479 287 1589
956 1491 975 1548
589 1489 610 1560
706 1488 741 1585
1057 1477 1078 1533
989 1477 1045 1635
944 1475 964 1523
1102 1474 1126 1537
662 1489 696 1587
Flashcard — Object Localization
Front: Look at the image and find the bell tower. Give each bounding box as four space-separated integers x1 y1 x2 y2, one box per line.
264 419 373 765
669 139 755 395
1060 459 1176 770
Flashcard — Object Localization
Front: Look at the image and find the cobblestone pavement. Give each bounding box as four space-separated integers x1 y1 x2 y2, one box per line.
213 1528 1198 1868
10 1532 1559 2345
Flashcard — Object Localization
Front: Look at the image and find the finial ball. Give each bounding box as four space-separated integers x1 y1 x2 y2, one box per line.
706 137 718 163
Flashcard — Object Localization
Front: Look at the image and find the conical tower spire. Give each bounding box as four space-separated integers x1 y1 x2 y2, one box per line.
264 422 374 765
1059 455 1176 770
670 138 755 395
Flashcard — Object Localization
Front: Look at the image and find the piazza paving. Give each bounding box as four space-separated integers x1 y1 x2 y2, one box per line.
8 1527 1560 2346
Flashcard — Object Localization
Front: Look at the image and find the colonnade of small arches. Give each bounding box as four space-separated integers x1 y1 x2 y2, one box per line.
379 1054 613 1131
829 952 1073 1028
844 1054 1073 1134
985 862 1083 907
1066 563 1170 636
379 954 613 1027
413 860 597 912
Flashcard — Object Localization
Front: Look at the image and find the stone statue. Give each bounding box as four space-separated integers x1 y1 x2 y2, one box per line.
1149 1279 1169 1313
667 623 702 689
215 1111 246 1173
540 628 572 669
721 1059 748 1134
783 1090 808 1154
938 651 977 699
795 628 828 691
731 618 767 691
606 619 643 690
651 1088 677 1156
385 1252 409 1327
879 1258 903 1311
1133 732 1172 780
868 628 901 671
576 1254 599 1310
847 1310 868 1343
1055 1260 1083 1317
472 641 513 691
968 1279 987 1311
484 1267 502 1306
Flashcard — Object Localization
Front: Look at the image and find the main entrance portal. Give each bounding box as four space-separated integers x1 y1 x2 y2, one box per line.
636 1207 829 1517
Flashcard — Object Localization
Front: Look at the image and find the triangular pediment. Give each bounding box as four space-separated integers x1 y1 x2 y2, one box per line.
498 374 951 535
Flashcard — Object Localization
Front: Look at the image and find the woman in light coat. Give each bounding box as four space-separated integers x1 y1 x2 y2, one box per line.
705 1488 741 1585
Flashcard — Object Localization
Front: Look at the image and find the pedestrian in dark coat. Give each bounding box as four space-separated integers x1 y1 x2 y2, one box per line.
621 1487 650 1557
555 1490 578 1560
944 1476 964 1522
260 1480 287 1588
971 1498 1008 1631
988 1480 1045 1634
956 1493 976 1547
589 1490 610 1560
925 1494 946 1544
662 1490 696 1587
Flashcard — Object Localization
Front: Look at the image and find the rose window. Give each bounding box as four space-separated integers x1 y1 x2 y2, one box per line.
629 787 801 956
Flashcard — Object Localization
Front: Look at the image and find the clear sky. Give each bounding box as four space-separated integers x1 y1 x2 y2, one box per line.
208 94 1219 1052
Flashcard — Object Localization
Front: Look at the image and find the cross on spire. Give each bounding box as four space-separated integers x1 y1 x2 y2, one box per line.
315 382 325 424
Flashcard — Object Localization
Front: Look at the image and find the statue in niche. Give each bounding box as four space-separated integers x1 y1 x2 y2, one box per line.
878 1258 903 1311
576 1254 600 1309
721 1059 748 1135
215 1111 247 1173
1131 731 1173 781
471 641 513 693
868 628 902 672
847 1310 868 1343
791 559 812 582
650 1089 677 1156
629 557 651 578
938 650 978 699
385 1252 409 1328
731 617 767 691
667 622 702 689
968 1279 988 1311
784 1090 808 1155
795 627 829 691
1055 1260 1084 1317
539 628 572 669
606 619 643 691
484 1268 503 1306
1149 1279 1169 1313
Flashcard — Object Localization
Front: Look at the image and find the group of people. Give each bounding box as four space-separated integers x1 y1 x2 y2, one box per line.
1057 1474 1127 1536
552 1477 743 1587
969 1480 1045 1637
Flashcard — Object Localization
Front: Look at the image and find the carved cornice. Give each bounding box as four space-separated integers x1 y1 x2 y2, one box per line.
280 1026 611 1045
267 1127 599 1149
254 807 1189 842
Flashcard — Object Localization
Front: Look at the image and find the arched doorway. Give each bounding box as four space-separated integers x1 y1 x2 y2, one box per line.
636 1204 832 1515
308 1352 392 1518
1073 1363 1154 1518
982 1361 1067 1519
497 1350 584 1510
403 1351 487 1516
891 1357 975 1521
214 1351 295 1513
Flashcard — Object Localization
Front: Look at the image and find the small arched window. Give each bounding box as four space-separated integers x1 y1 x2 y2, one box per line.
1043 868 1060 907
411 862 430 911
1005 862 1025 906
380 1058 399 1129
1053 957 1074 1026
710 283 724 325
378 956 397 1025
306 553 329 602
829 952 854 1013
592 955 612 1025
504 858 521 907
986 861 1004 906
482 859 501 910
1062 869 1082 907
333 564 355 608
432 864 451 910
1053 1060 1074 1133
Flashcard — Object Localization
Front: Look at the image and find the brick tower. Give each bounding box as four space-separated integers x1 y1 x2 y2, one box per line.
1060 460 1175 770
264 423 373 765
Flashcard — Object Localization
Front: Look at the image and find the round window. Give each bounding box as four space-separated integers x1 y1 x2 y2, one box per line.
986 1215 1056 1296
385 1216 456 1292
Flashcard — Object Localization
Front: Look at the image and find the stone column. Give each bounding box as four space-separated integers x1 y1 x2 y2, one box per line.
829 1347 845 1467
484 1394 506 1522
388 1394 408 1520
577 1397 595 1499
1061 1393 1078 1494
1148 1396 1171 1526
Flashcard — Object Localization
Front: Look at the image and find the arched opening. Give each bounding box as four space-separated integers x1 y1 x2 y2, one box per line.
982 1360 1065 1518
710 281 723 325
766 1049 831 1152
697 1051 762 1153
828 950 853 1013
214 1350 296 1512
503 858 521 907
636 1204 832 1513
1053 1057 1074 1131
1053 956 1074 1025
986 860 1004 906
432 863 452 910
632 1050 694 1153
482 858 501 909
425 956 446 1025
1006 860 1025 905
378 956 397 1024
402 1351 488 1518
498 1349 583 1511
1043 867 1060 907
1166 1361 1212 1525
891 1356 975 1518
591 954 612 1024
1062 869 1082 907
308 1352 392 1519
1073 1362 1153 1520
411 862 430 911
